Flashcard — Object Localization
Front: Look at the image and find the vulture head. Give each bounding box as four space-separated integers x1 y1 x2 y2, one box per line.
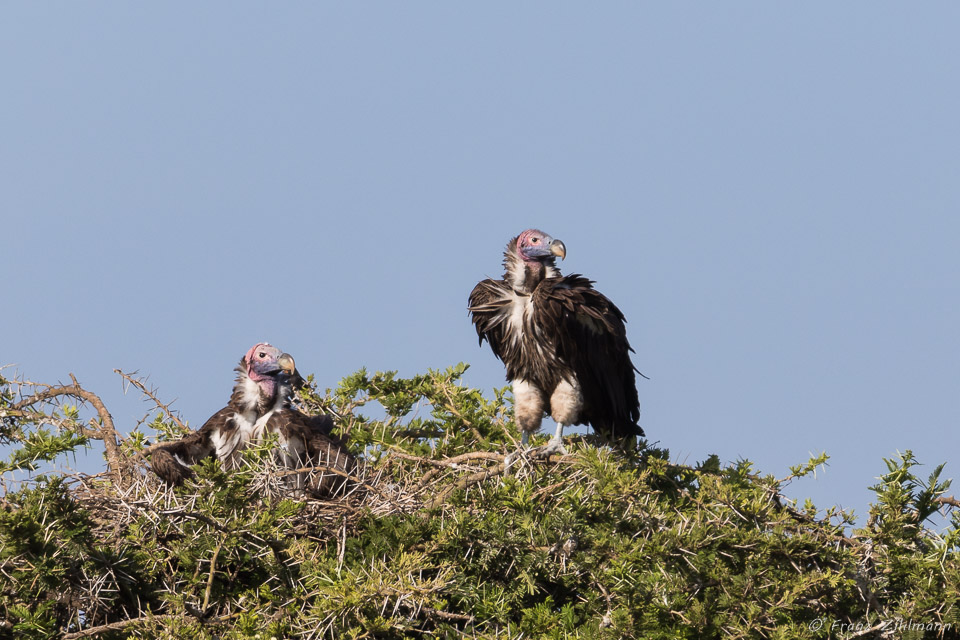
515 228 566 263
236 342 298 414
505 229 567 292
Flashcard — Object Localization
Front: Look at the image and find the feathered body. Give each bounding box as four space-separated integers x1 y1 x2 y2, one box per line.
151 343 354 495
469 230 644 448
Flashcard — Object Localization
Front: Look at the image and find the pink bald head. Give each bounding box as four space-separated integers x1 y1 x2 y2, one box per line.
515 229 566 262
244 342 284 382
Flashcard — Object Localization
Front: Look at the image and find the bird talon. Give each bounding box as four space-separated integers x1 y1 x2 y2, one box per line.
535 438 568 458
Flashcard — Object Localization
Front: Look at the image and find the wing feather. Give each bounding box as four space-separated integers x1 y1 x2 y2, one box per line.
468 278 513 359
150 407 233 485
533 275 644 440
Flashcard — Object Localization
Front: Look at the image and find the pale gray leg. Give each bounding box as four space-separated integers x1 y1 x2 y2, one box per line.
541 378 581 457
511 379 543 466
540 422 568 456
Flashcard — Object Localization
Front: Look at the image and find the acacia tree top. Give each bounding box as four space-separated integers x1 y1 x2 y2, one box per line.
1 364 958 639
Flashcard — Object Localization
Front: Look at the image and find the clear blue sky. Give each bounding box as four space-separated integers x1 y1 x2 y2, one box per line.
3 4 958 525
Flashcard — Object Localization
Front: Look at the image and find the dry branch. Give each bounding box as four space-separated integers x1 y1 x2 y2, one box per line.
935 495 960 509
390 448 505 468
115 369 187 432
12 376 124 484
424 460 509 510
61 612 235 639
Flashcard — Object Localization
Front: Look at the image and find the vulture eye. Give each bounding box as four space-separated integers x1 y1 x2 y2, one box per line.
258 352 266 358
531 237 540 244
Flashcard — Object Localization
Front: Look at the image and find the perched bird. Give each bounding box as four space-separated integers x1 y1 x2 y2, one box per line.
469 229 644 454
150 343 354 495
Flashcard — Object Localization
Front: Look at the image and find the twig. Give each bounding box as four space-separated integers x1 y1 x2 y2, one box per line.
776 496 861 549
337 516 347 575
390 448 505 468
0 408 93 438
13 377 124 485
421 606 475 624
595 576 614 628
387 449 508 490
61 612 234 639
114 369 187 431
424 460 509 510
202 541 224 612
438 384 484 442
274 465 392 501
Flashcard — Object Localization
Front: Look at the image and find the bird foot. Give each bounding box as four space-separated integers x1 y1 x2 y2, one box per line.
534 437 568 458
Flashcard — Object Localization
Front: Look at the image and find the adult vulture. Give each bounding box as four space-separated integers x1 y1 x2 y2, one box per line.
469 229 644 454
150 343 354 495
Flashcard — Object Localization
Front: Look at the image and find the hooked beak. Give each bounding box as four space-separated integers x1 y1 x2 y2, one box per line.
550 239 566 260
278 353 296 374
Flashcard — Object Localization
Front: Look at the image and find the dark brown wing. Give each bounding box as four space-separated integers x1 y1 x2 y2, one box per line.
533 275 644 440
149 407 234 485
468 278 514 368
266 409 356 496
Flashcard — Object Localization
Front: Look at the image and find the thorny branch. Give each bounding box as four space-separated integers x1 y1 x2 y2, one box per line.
424 458 511 510
61 612 236 640
10 375 125 484
115 369 187 432
935 495 960 509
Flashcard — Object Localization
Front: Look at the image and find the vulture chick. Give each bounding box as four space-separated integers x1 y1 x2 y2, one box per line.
150 343 354 495
469 229 644 455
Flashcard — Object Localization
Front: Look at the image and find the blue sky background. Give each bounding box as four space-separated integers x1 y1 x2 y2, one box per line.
3 4 958 525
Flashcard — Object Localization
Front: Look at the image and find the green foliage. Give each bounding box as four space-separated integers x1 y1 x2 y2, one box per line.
297 363 515 460
0 374 90 475
0 426 88 475
0 366 958 638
